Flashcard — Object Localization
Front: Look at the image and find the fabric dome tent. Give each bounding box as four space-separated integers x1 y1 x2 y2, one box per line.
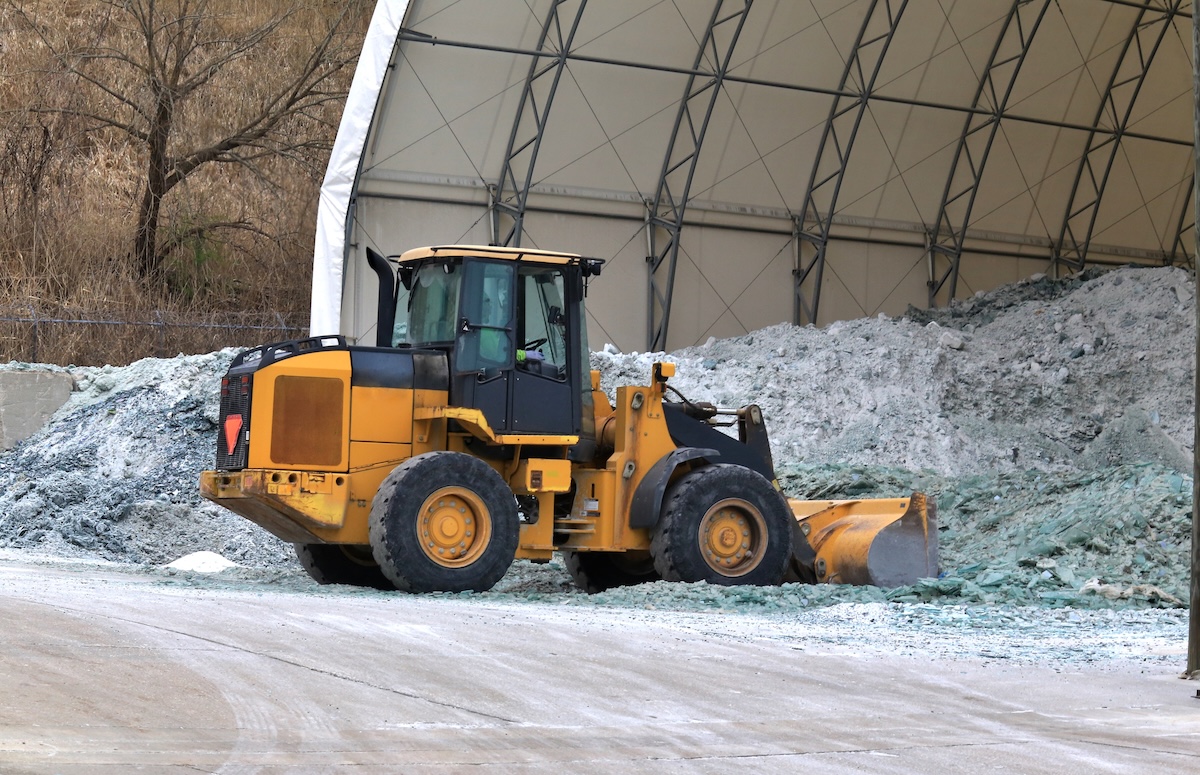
312 0 1194 353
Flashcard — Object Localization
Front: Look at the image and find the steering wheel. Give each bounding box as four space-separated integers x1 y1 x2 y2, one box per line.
522 337 548 351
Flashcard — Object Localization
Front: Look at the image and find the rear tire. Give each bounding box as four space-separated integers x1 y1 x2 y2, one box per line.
295 544 395 590
369 451 519 593
651 464 792 586
562 550 660 593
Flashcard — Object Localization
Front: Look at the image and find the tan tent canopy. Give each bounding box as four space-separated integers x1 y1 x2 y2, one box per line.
314 0 1194 352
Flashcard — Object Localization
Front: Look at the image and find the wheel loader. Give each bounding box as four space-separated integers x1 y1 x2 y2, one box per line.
200 244 937 593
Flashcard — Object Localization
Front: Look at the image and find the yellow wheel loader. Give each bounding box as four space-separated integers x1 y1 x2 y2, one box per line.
200 245 936 593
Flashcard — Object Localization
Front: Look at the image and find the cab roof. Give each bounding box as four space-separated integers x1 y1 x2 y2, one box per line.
397 244 582 266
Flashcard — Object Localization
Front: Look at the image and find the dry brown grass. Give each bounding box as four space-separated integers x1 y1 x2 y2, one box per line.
0 0 370 364
0 305 307 365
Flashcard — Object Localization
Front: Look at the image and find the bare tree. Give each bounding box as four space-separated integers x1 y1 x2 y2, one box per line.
13 0 366 289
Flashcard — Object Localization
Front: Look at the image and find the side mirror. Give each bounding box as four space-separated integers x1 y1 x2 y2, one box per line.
398 266 414 291
548 305 566 326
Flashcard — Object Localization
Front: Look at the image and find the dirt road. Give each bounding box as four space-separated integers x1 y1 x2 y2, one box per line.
1 558 1197 774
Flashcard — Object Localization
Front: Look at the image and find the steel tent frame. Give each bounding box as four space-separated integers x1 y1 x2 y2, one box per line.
314 0 1194 350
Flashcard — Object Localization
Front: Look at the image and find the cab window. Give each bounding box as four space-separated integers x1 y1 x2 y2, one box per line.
455 260 515 372
518 266 568 376
395 261 460 346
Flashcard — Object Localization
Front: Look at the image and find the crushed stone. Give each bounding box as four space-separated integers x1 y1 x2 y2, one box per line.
0 350 292 568
599 265 1195 478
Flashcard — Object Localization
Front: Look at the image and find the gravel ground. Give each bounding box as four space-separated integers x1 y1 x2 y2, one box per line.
3 549 1187 675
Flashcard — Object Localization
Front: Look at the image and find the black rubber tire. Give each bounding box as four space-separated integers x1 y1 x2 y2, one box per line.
369 451 519 593
562 549 660 593
650 464 792 586
295 543 395 590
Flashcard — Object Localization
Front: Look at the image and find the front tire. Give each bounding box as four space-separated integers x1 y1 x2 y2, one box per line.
295 543 395 590
651 464 792 586
369 451 519 593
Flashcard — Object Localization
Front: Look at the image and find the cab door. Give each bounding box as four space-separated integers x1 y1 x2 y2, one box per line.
510 265 577 435
451 259 581 437
453 260 515 431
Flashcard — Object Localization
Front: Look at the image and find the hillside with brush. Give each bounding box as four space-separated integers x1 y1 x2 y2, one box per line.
0 0 371 364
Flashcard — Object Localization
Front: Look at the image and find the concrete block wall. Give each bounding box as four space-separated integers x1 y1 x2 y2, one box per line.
0 372 73 450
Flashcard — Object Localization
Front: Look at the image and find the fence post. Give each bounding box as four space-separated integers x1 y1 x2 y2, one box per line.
154 310 166 357
28 304 38 363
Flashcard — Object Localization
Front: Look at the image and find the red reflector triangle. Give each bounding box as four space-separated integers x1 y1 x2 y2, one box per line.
224 415 244 453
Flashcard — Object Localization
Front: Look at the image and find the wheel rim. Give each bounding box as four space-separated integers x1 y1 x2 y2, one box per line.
698 498 766 577
418 487 492 568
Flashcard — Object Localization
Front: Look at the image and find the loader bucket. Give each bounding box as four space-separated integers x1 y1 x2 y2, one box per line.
787 493 938 587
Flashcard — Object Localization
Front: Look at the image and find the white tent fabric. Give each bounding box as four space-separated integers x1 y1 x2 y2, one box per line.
311 0 410 336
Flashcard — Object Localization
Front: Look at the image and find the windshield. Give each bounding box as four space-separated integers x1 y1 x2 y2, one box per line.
393 261 460 346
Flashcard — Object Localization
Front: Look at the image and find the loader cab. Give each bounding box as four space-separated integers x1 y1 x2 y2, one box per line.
376 245 600 439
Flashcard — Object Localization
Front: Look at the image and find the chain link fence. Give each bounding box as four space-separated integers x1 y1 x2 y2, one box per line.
0 306 308 366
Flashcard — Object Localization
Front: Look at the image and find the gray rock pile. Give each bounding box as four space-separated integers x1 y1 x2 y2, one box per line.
778 463 1190 607
0 352 291 567
600 266 1194 477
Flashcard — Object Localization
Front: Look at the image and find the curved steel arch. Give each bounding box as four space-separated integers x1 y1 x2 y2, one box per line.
793 0 909 327
1051 0 1185 275
1169 173 1195 269
489 0 589 248
645 0 753 352
926 0 1051 308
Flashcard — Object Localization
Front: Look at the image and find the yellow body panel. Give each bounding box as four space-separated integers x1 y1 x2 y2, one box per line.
412 388 450 451
349 441 413 471
345 441 415 535
414 405 578 447
515 500 555 558
560 468 632 548
207 373 441 546
555 366 675 553
247 350 352 472
511 458 572 494
512 459 570 559
350 386 413 443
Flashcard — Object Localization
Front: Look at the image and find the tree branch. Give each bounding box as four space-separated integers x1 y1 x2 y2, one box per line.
155 217 268 262
30 107 150 143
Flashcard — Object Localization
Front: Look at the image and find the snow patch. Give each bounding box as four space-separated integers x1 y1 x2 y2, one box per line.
164 551 238 573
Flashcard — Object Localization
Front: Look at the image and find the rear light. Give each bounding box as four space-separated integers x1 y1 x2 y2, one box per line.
216 373 252 470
